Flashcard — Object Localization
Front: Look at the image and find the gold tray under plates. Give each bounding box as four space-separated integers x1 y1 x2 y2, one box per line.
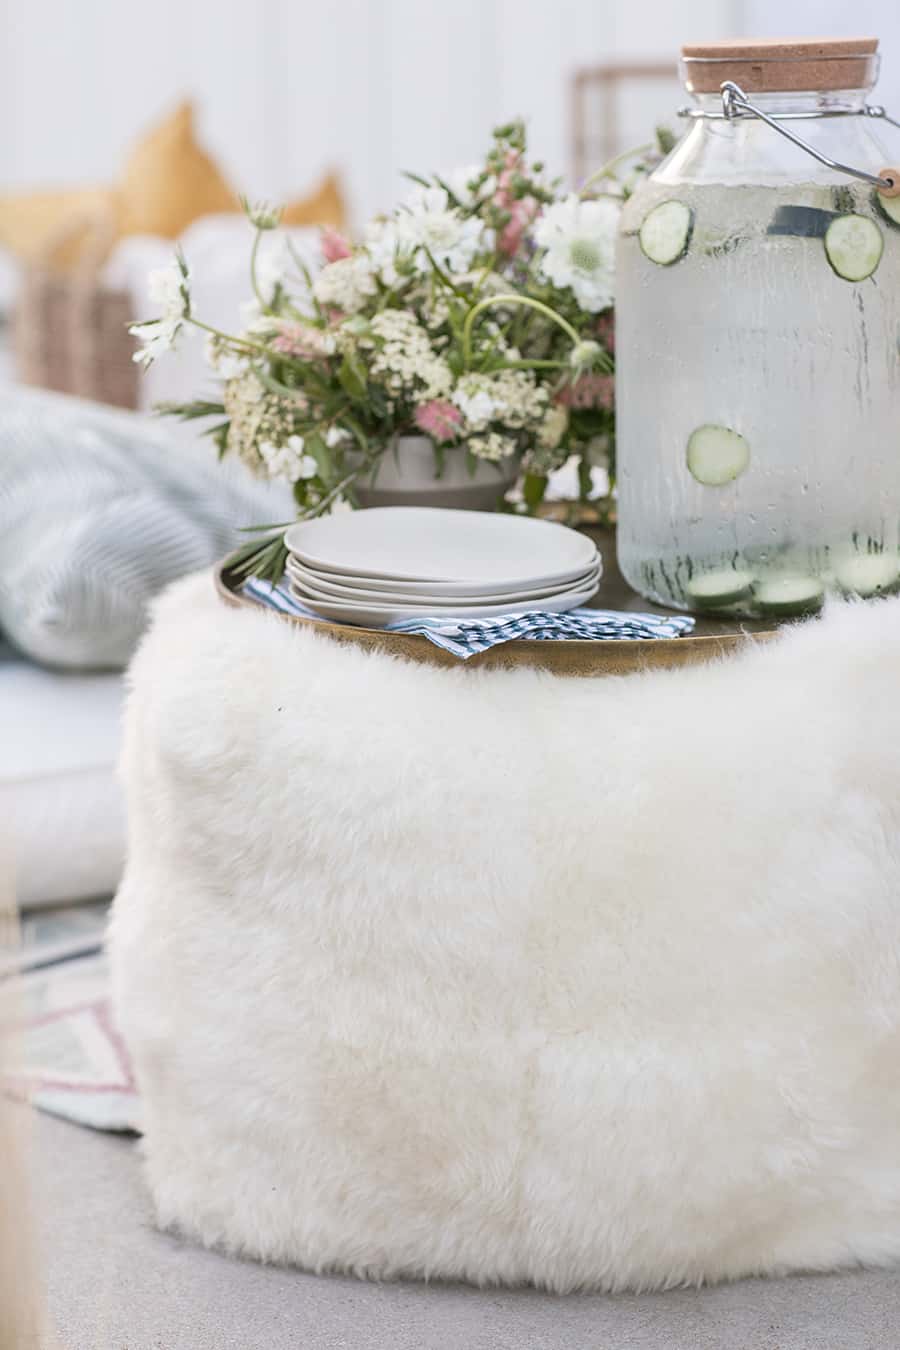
215 528 781 679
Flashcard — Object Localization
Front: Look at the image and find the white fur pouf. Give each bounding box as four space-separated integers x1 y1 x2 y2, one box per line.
109 573 900 1292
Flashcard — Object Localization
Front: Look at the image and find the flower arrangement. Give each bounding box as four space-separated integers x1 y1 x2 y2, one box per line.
131 121 663 581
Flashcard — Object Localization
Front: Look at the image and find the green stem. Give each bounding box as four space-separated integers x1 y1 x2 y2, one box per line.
249 228 270 313
187 317 270 356
313 466 368 516
580 142 653 196
462 294 581 369
188 318 318 378
423 247 470 301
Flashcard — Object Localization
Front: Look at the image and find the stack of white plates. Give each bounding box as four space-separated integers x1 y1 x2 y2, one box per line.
283 507 601 627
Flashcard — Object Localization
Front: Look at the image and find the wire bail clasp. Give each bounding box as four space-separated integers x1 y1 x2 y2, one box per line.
718 81 896 192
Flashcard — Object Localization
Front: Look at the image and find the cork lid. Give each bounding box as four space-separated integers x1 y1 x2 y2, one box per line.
681 37 879 94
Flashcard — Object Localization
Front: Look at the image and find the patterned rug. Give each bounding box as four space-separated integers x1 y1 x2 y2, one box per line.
4 902 140 1132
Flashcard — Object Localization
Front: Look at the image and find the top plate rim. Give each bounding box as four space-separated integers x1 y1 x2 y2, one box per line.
284 507 598 586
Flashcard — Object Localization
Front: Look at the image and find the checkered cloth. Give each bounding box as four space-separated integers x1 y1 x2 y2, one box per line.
242 577 694 661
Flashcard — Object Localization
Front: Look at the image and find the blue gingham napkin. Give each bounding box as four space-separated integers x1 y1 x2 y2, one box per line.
242 577 694 661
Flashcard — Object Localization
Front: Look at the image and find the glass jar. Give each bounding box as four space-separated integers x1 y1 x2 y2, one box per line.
615 37 900 617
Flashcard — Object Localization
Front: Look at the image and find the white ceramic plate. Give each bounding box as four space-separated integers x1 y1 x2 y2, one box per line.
287 577 601 628
286 559 602 609
284 507 598 588
286 553 602 599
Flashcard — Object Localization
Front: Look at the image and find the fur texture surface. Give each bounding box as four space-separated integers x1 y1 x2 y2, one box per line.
109 573 900 1293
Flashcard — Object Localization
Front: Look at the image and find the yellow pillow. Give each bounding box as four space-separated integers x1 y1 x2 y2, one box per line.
0 100 348 270
0 187 116 268
282 171 347 230
115 100 237 238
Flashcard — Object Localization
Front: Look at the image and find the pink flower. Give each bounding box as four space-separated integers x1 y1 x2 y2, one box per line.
499 197 539 257
595 311 615 354
320 227 352 263
414 399 464 443
556 374 615 411
271 321 334 360
491 150 539 257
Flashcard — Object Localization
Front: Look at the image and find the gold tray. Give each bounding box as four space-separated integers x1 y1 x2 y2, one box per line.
215 528 781 679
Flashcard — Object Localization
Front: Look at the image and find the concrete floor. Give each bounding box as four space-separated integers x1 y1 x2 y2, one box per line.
26 1108 900 1350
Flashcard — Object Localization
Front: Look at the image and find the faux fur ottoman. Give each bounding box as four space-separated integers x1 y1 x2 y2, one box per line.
109 573 900 1293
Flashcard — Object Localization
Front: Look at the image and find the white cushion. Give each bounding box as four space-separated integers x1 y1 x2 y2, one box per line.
104 214 323 413
0 660 124 908
0 386 291 669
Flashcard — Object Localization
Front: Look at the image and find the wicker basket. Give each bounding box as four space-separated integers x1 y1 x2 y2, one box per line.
13 210 139 409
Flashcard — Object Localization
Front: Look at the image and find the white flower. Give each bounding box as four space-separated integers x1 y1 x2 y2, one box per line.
255 236 293 304
569 339 603 373
394 186 485 275
313 255 376 314
453 379 501 431
538 405 568 451
533 194 620 312
369 309 452 400
325 426 350 449
452 369 547 433
259 434 319 484
468 431 517 463
130 254 191 366
363 218 404 285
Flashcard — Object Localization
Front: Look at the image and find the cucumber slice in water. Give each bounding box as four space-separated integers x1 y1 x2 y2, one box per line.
824 214 883 281
835 553 900 597
686 569 755 610
873 190 900 230
639 200 693 265
686 425 750 486
753 576 824 617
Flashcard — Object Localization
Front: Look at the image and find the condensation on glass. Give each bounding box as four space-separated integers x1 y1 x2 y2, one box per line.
615 38 900 618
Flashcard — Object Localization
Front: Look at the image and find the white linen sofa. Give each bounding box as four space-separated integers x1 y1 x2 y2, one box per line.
0 637 125 908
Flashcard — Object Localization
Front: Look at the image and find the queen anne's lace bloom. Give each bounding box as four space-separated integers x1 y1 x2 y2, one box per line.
467 431 517 462
313 255 376 313
369 310 453 400
223 371 296 476
533 194 620 312
538 404 569 450
453 369 548 432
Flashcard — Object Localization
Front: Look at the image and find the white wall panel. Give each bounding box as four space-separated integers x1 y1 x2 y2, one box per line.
0 0 762 227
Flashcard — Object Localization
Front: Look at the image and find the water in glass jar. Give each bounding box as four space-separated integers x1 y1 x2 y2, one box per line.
616 179 900 616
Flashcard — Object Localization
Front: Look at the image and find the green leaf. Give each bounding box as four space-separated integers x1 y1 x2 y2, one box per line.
204 420 230 459
338 353 367 402
154 399 225 421
432 174 463 208
577 454 593 502
225 531 289 584
304 431 334 485
523 472 548 511
342 414 369 453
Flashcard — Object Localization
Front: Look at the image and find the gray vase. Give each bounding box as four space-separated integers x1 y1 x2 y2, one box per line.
353 435 518 511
